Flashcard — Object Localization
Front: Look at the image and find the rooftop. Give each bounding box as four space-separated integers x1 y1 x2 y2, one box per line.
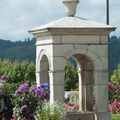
29 17 116 33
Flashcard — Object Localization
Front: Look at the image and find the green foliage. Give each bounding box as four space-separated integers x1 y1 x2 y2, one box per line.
0 59 12 77
109 64 120 102
64 62 78 91
112 114 120 120
0 60 35 84
38 101 65 120
111 64 120 83
0 60 36 98
0 38 36 62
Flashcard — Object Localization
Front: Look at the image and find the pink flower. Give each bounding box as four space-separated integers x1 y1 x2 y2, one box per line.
109 101 120 113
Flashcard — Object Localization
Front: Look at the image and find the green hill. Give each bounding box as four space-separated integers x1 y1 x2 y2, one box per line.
0 38 36 62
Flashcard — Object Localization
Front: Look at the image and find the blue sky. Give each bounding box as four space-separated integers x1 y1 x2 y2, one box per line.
0 0 119 41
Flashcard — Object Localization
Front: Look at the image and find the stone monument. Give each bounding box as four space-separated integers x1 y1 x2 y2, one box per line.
29 0 116 120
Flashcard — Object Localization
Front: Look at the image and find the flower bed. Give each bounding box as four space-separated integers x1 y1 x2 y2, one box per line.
0 73 120 119
13 83 50 119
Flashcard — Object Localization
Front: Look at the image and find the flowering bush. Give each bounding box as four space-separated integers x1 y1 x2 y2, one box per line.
109 101 120 114
0 75 13 119
108 82 120 102
0 60 36 84
1 74 9 82
13 83 49 119
108 81 120 114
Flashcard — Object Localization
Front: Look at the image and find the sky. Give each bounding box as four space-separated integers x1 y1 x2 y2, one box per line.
0 0 119 41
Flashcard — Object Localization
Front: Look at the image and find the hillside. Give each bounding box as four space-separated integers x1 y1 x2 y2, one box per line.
0 38 36 62
0 36 120 75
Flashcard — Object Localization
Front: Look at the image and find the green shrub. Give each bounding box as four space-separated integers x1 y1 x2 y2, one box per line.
0 60 35 84
64 62 78 91
111 64 120 83
109 64 120 102
38 101 65 120
112 114 120 120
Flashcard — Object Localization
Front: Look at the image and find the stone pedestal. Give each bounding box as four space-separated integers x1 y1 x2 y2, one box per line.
95 112 111 120
64 112 95 120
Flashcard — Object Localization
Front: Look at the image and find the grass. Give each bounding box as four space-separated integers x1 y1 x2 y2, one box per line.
112 114 120 120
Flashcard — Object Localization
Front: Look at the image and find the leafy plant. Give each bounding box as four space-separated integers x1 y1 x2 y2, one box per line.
112 114 120 120
109 64 120 103
64 62 78 91
0 60 36 84
111 64 120 83
38 101 65 120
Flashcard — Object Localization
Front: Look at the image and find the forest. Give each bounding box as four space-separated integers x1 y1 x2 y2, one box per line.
0 37 36 62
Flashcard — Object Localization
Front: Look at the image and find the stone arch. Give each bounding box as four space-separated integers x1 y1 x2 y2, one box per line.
65 48 104 71
64 48 104 112
36 50 51 85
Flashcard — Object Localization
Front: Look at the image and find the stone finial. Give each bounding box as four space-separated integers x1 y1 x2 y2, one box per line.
63 0 79 17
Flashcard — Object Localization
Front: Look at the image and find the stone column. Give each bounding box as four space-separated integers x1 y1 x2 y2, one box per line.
49 71 65 105
36 71 40 86
94 70 111 120
49 56 66 104
36 70 49 86
86 84 94 111
79 70 93 111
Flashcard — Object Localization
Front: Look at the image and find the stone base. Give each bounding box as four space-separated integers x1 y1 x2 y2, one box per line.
64 112 95 120
95 112 111 120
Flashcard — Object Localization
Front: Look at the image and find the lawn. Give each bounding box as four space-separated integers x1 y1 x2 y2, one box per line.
112 114 120 120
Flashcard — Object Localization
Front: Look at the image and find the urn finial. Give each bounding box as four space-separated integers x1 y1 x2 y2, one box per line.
62 0 79 17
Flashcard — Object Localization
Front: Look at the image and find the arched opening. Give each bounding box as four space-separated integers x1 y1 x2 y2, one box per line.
64 57 78 91
64 53 94 112
73 54 94 112
40 54 49 84
64 57 79 111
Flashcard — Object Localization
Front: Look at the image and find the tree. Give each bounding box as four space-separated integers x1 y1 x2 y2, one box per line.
64 62 78 91
111 64 120 83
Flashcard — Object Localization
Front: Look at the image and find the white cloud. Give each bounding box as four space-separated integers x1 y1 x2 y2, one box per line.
87 0 105 6
19 15 26 21
0 0 119 41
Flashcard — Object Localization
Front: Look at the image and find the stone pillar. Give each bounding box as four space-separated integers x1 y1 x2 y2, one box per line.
49 71 65 105
94 70 111 120
36 70 49 86
40 71 49 83
86 84 94 111
36 71 40 86
48 56 66 104
79 70 93 112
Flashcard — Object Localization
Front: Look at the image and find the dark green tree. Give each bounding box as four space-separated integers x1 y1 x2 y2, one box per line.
64 62 78 91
